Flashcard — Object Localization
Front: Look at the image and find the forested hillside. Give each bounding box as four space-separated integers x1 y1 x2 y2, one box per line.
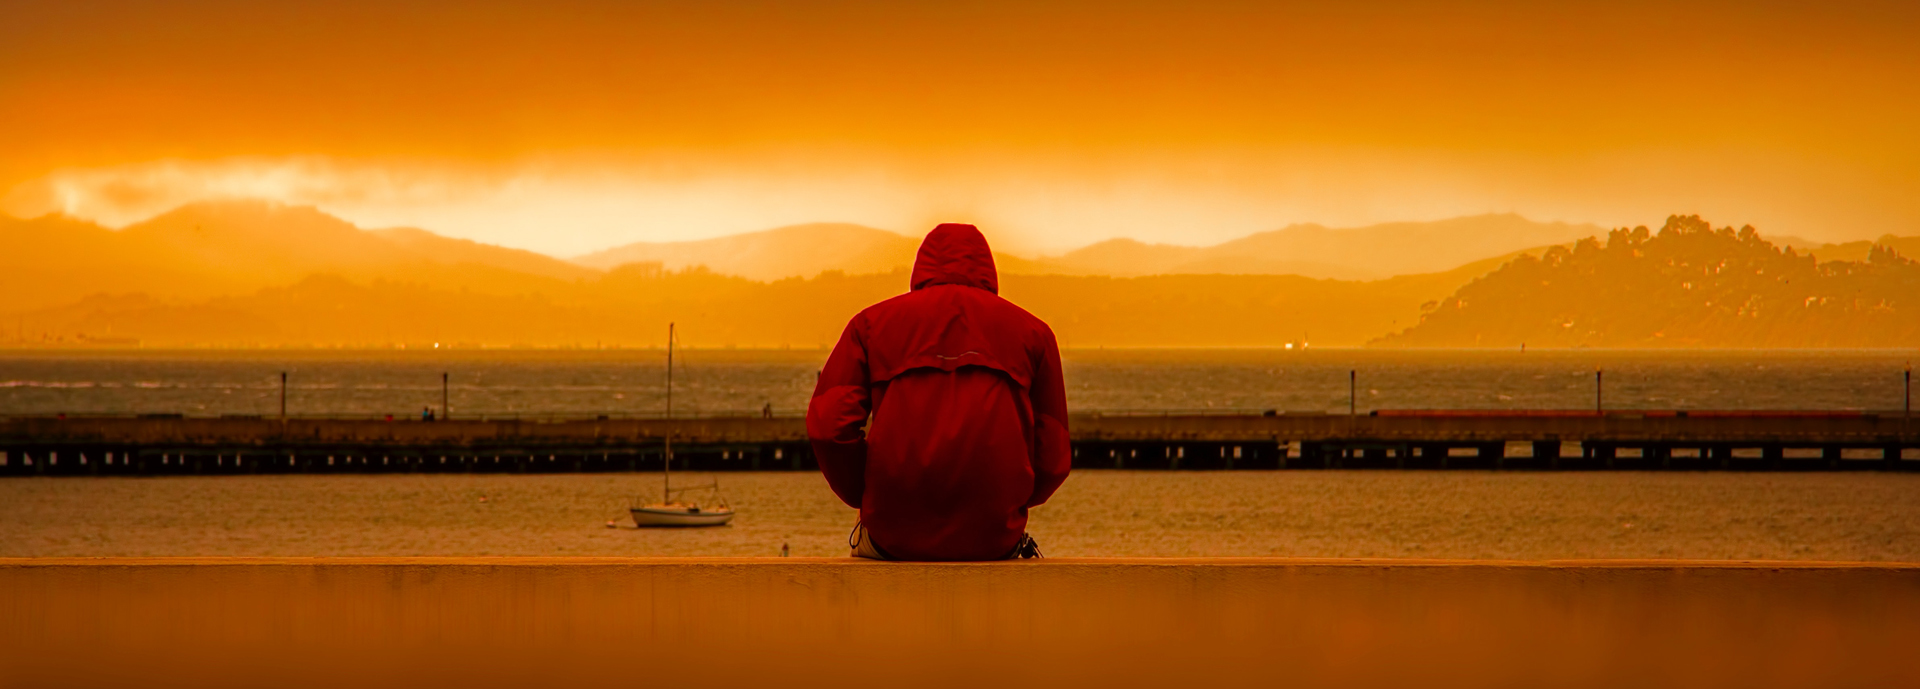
1377 216 1920 347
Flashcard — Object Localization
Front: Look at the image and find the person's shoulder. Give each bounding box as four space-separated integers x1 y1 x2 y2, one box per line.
979 290 1054 335
853 289 925 321
964 289 1058 346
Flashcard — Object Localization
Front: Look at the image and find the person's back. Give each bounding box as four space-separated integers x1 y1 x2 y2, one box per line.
806 223 1070 561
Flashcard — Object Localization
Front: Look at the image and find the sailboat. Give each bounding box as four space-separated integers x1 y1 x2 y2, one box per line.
631 322 735 528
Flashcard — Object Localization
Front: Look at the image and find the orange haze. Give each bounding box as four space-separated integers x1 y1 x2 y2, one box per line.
3 0 1918 255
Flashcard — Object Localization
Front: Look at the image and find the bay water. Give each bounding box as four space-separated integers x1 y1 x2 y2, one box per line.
2 348 1913 417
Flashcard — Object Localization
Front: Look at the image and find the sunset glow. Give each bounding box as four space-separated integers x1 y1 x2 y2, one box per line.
4 0 1916 255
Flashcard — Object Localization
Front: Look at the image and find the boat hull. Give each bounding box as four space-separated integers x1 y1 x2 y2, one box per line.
630 506 734 527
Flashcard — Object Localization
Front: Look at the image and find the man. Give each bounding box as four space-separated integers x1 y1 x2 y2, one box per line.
806 223 1070 561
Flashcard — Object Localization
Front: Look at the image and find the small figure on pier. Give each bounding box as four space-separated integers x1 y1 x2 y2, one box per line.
421 407 435 422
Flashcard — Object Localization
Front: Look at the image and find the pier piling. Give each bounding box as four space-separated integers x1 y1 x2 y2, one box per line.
2 412 1914 475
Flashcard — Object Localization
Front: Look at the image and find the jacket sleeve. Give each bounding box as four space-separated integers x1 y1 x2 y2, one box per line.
1026 327 1071 507
807 318 872 509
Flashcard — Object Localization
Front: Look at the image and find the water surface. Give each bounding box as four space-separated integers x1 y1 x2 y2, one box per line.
2 349 1912 417
4 471 1914 560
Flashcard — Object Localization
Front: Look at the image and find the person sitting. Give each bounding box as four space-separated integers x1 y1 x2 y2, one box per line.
807 223 1069 561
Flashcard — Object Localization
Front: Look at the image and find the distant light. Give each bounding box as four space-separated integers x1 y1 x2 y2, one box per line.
1284 343 1294 350
434 343 440 349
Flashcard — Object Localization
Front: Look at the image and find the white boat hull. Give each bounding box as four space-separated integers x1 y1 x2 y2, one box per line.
630 505 734 527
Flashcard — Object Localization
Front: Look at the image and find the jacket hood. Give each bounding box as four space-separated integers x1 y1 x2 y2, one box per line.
910 223 998 294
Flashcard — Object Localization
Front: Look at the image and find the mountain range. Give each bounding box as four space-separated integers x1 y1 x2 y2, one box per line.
1031 215 1609 279
0 201 1607 313
0 202 592 312
573 213 1607 281
3 200 1915 347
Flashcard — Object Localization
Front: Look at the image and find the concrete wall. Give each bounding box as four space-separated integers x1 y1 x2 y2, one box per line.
2 559 1916 689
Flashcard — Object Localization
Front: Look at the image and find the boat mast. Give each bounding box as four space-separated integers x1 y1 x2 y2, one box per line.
665 322 673 504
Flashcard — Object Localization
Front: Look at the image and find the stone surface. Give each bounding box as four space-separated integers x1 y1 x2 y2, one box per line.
3 558 1916 688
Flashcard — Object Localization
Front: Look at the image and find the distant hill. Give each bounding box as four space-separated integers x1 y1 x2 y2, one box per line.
1034 214 1605 280
369 227 599 282
572 214 1604 281
0 212 215 311
1808 234 1920 264
572 223 922 280
0 200 596 311
575 222 1059 281
1376 216 1920 348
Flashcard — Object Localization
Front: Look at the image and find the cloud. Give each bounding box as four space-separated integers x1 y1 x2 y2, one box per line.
3 149 1901 258
3 158 442 226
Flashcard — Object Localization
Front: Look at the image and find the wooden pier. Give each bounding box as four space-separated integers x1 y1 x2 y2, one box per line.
1 410 1914 475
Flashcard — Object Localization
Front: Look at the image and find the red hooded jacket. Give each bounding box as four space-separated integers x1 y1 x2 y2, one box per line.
806 223 1071 561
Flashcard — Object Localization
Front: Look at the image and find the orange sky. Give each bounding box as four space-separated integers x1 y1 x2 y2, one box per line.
2 0 1916 255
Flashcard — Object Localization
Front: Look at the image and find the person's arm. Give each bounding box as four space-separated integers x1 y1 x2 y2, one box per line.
807 318 872 509
1026 327 1071 507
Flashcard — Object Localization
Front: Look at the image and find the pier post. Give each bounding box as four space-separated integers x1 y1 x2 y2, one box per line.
1418 445 1439 468
1596 370 1603 414
1479 442 1505 469
1298 442 1323 468
1592 443 1616 469
1533 440 1561 469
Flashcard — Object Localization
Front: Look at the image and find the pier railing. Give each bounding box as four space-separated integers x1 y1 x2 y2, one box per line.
1 409 1913 475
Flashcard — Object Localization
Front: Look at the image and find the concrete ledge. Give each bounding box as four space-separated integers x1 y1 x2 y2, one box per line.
4 558 1917 688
